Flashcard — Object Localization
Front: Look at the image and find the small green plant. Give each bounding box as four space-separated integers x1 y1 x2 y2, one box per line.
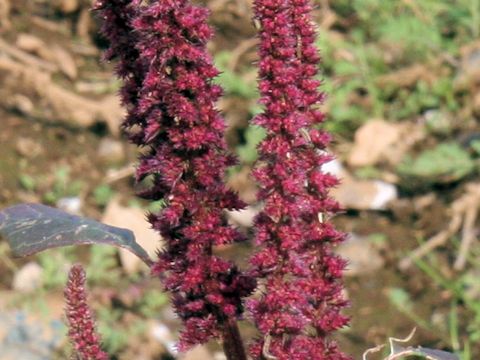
392 234 480 360
214 51 258 99
137 289 169 318
96 307 148 355
86 245 121 285
236 125 266 163
397 143 475 183
367 233 388 247
18 174 37 192
97 307 130 354
354 166 382 180
43 166 84 204
387 287 432 333
471 140 480 156
414 250 480 359
38 247 76 289
93 184 114 207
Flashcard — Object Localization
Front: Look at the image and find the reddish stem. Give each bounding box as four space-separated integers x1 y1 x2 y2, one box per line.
223 318 248 360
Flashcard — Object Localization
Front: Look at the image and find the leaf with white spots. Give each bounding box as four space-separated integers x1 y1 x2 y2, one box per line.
0 203 153 266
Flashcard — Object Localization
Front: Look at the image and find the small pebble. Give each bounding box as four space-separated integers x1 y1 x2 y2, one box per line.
150 322 176 355
56 196 82 215
97 138 125 164
12 262 43 293
15 137 44 158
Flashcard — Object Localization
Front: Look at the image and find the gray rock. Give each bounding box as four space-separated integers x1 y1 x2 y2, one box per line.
331 177 398 211
337 234 385 276
0 311 64 360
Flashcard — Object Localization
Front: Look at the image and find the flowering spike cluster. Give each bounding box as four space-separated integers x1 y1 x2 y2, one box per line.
95 0 255 351
248 0 350 359
64 264 108 360
93 0 147 138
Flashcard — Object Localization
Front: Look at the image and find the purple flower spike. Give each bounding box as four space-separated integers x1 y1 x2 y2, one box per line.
94 0 149 140
64 264 109 360
248 0 350 359
95 0 255 351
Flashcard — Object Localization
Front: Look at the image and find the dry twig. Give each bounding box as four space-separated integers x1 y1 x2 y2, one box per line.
0 57 123 133
0 38 58 72
400 183 480 270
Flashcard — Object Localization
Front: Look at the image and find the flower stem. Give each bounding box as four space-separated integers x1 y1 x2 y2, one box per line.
223 318 248 360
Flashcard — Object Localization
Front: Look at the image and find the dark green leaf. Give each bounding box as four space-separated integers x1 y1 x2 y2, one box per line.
0 203 153 266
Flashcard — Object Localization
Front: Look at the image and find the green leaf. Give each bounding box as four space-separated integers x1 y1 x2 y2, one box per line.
93 184 114 207
214 51 258 99
398 143 475 183
376 15 442 57
471 140 480 156
87 245 121 285
388 287 413 311
0 203 152 266
237 125 267 163
138 289 169 318
19 174 36 192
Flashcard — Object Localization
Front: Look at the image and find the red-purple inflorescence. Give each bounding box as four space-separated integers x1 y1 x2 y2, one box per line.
93 0 147 139
95 0 255 351
248 0 350 359
64 264 108 360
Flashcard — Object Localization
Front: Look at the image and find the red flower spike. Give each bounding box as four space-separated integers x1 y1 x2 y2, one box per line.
95 0 255 352
93 0 150 145
64 264 108 360
248 0 351 358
